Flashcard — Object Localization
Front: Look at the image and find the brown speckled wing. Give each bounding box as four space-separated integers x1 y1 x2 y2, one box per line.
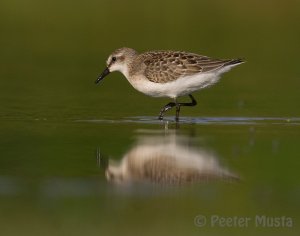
142 51 234 83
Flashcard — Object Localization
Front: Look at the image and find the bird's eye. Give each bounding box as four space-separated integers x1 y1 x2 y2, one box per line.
112 57 117 62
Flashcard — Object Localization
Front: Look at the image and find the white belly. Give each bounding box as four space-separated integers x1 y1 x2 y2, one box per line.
128 73 221 99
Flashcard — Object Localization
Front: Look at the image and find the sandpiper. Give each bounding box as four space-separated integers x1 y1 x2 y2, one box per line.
96 47 244 121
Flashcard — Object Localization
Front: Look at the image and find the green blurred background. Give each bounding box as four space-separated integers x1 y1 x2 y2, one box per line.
0 0 299 235
1 0 300 119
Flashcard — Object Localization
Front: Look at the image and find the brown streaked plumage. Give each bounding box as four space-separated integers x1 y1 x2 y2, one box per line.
138 50 242 83
96 47 244 121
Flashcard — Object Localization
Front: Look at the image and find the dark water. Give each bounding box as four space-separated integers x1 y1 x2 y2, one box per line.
1 0 300 235
1 118 299 235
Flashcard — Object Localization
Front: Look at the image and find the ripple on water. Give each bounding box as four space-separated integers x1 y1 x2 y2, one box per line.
75 116 300 126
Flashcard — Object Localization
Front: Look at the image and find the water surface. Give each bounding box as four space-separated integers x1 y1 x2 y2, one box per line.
0 0 300 235
1 118 299 235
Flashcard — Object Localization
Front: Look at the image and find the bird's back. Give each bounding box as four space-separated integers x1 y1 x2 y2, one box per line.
135 50 243 83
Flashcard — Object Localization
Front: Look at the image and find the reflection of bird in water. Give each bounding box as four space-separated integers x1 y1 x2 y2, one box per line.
104 135 239 185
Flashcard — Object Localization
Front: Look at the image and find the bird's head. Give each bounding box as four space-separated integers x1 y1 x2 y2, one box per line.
95 47 138 84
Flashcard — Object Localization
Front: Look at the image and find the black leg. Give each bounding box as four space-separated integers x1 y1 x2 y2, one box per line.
158 94 197 121
175 94 197 121
186 94 197 107
158 102 176 120
175 103 180 122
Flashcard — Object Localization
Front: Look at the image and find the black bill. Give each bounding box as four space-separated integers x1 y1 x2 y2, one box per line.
95 67 110 84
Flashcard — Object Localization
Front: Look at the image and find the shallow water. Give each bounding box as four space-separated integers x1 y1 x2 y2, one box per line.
1 0 300 235
1 118 299 235
78 116 300 125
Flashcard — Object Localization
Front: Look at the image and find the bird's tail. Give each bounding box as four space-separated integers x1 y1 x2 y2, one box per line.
224 58 245 66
